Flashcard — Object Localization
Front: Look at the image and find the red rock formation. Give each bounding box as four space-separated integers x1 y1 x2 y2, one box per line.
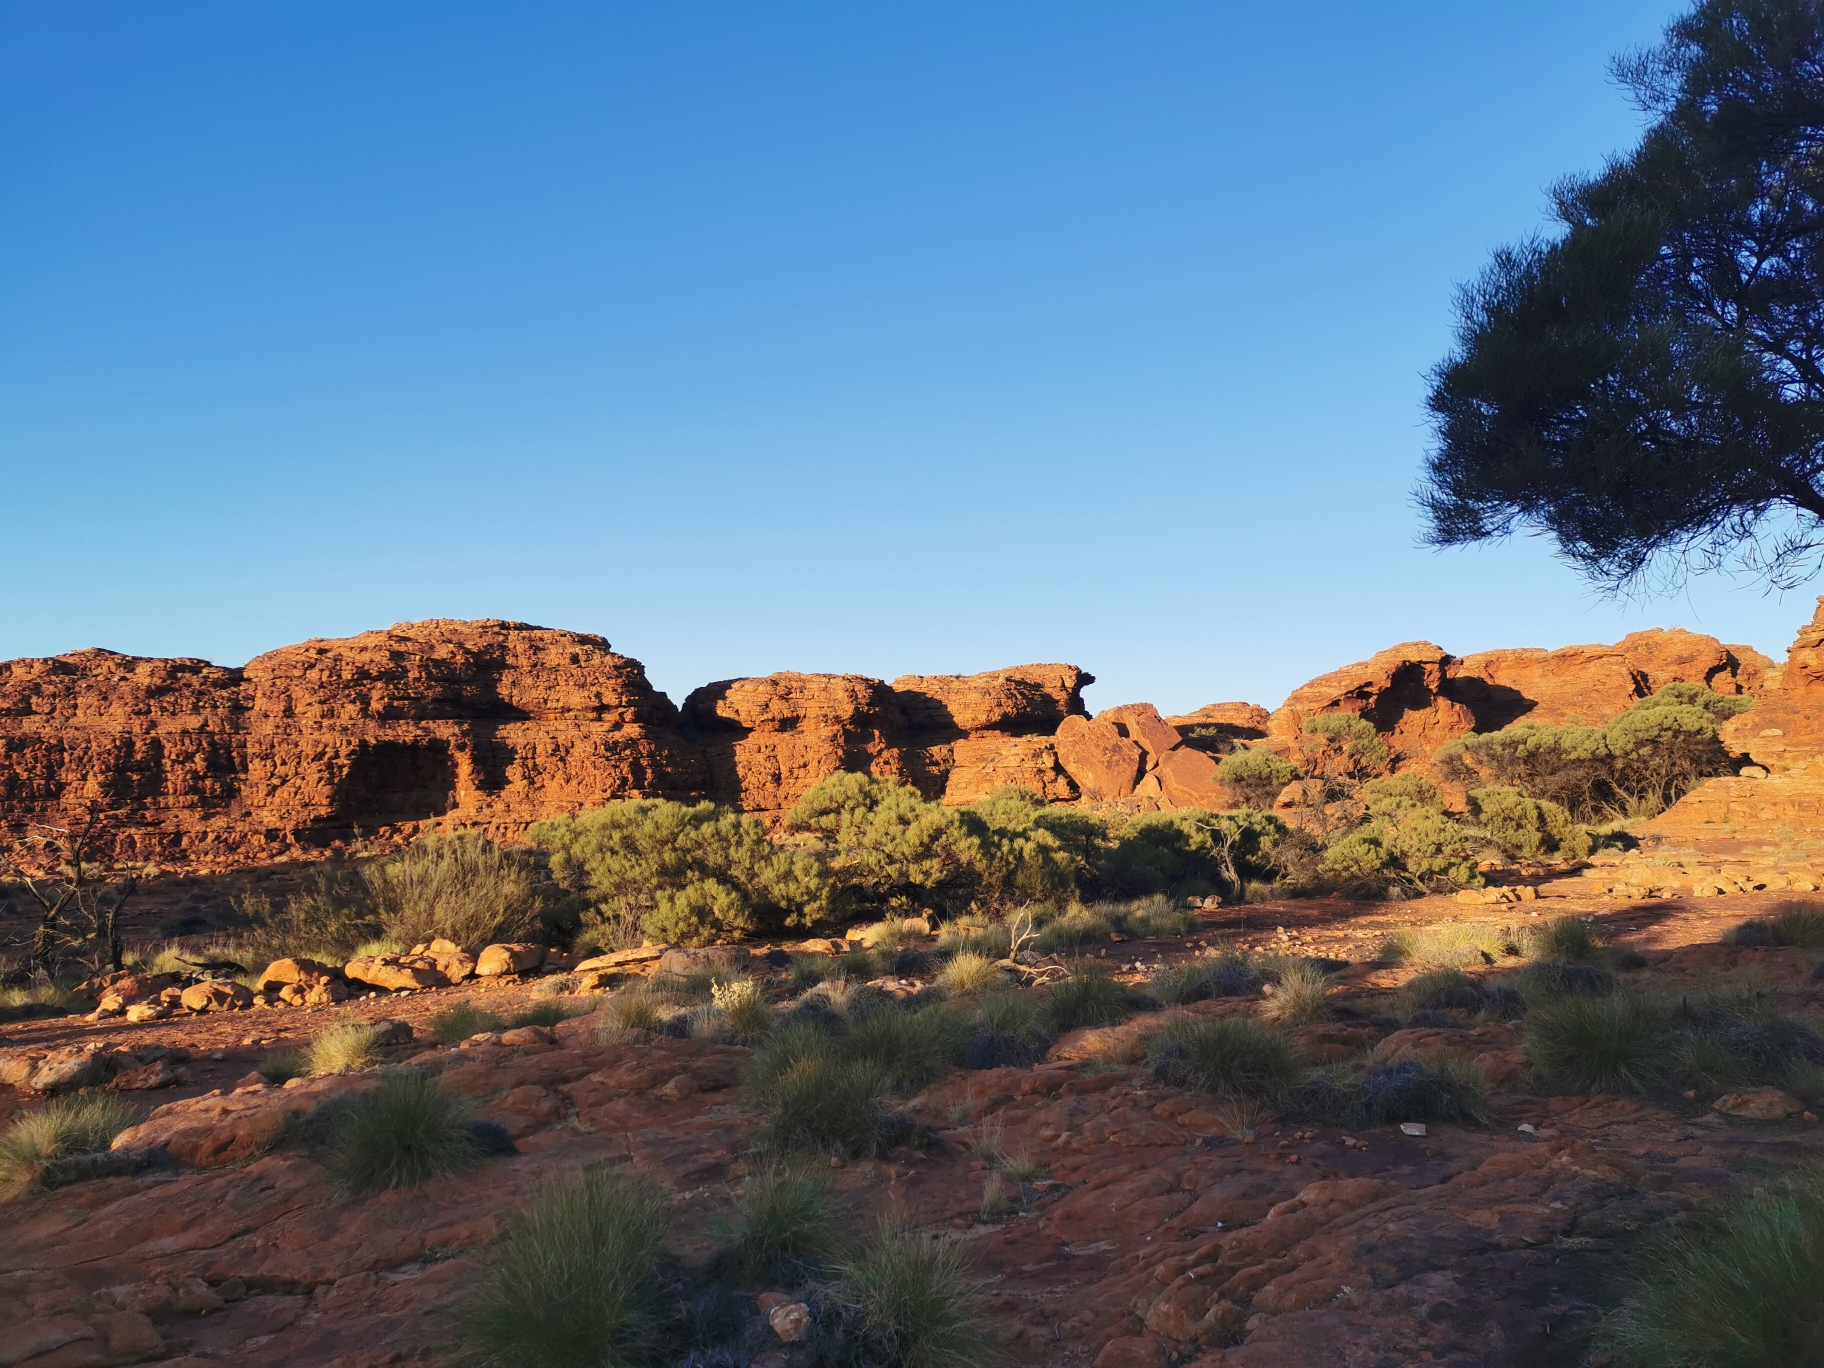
1266 642 1476 770
680 664 1091 812
1719 597 1824 773
1046 704 1227 808
0 621 705 864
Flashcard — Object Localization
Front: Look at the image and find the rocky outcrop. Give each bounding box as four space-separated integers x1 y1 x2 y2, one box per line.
1719 597 1824 773
680 664 1091 813
1049 704 1225 808
1265 641 1475 770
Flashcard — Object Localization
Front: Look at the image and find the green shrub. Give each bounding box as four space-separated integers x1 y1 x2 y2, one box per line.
1092 809 1285 901
1039 967 1137 1034
363 831 540 952
1361 772 1447 814
1218 750 1298 809
257 1050 308 1084
1320 808 1479 896
728 1166 843 1279
836 1221 998 1368
1304 1057 1489 1128
324 1070 485 1196
0 1095 135 1200
1146 1016 1302 1102
308 1022 385 1076
1260 960 1331 1024
1468 787 1593 862
532 799 833 949
1608 1167 1824 1368
1524 993 1669 1093
230 862 378 968
459 1165 669 1368
1301 714 1392 782
431 1002 505 1044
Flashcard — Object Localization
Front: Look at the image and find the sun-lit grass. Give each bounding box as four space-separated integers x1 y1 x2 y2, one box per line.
1260 960 1331 1024
937 951 1000 996
308 1022 386 1076
836 1221 1000 1368
323 1070 485 1196
1146 1015 1302 1103
431 1002 505 1044
709 977 774 1040
727 1166 843 1280
0 1095 135 1200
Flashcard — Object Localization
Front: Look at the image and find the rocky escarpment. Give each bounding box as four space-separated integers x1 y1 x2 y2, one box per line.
2 611 1817 866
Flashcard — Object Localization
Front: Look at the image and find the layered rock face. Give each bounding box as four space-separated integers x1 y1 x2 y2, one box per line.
0 621 706 864
680 663 1091 812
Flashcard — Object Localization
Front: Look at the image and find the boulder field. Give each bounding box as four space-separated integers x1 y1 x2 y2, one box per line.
6 602 1824 868
4 880 1824 1367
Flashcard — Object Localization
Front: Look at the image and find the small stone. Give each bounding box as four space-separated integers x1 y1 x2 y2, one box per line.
211 1050 226 1062
1712 1088 1805 1122
1400 1122 1428 1137
767 1302 812 1343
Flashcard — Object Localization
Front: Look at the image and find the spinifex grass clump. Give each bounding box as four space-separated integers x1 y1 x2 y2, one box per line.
1726 901 1824 950
963 991 1052 1069
1523 993 1669 1094
460 1165 670 1368
746 1024 897 1159
835 1221 1000 1368
1260 960 1331 1024
937 951 1000 996
324 1070 490 1196
308 1022 385 1076
0 1095 134 1200
843 1005 969 1092
1148 952 1260 1005
727 1166 843 1281
1146 1016 1302 1103
1519 914 1605 964
1302 1057 1490 1129
1608 1168 1824 1367
431 1002 505 1044
257 1050 307 1085
1039 966 1138 1034
1377 924 1513 971
708 977 774 1040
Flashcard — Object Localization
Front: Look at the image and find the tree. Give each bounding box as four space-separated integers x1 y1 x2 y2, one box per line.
1421 0 1824 590
1 809 138 973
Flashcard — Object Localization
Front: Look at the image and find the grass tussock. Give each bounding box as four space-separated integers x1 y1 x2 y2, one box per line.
1377 923 1512 970
1146 1015 1302 1103
0 1095 135 1200
1607 1167 1824 1368
1726 901 1824 950
1039 967 1138 1034
937 951 1000 996
324 1071 489 1196
709 977 774 1040
836 1220 1000 1368
1260 960 1331 1024
1303 1057 1490 1128
460 1165 670 1368
1147 951 1260 1005
727 1166 843 1280
0 973 72 1023
431 1002 505 1044
1524 993 1669 1094
308 1022 386 1076
256 1051 307 1085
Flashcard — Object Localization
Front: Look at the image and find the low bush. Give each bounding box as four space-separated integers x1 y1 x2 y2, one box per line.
937 922 1013 960
844 1005 970 1092
1146 1016 1302 1102
751 1053 895 1158
1514 959 1619 1002
1320 808 1480 896
364 831 540 952
599 985 672 1034
257 1050 308 1085
1607 1167 1824 1368
1524 993 1669 1093
1468 786 1592 862
1260 960 1331 1024
1303 1057 1489 1128
708 978 774 1040
728 1166 843 1281
505 1000 579 1031
0 1095 134 1200
0 973 71 1024
1726 902 1824 949
835 1220 998 1368
459 1165 669 1368
307 1022 385 1076
1039 967 1138 1034
1148 953 1260 1005
786 953 832 992
230 862 377 968
324 1071 487 1196
1218 749 1299 809
963 992 1052 1069
1035 909 1115 954
431 1002 505 1044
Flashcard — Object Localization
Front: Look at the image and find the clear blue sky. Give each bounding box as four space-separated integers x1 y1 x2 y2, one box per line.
4 1 1813 714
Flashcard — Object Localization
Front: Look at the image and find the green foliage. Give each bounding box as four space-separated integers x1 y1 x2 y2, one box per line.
1303 1056 1490 1129
1259 960 1331 1024
1524 993 1670 1093
1301 714 1392 782
531 799 834 948
459 1165 670 1368
599 984 672 1034
231 862 378 967
1147 950 1261 1005
1377 923 1513 970
1361 772 1446 814
363 831 541 952
1441 686 1749 822
1145 1015 1302 1102
308 1022 385 1076
750 1051 895 1158
0 972 71 1024
938 951 1000 995
1038 966 1138 1034
1420 0 1824 592
836 1221 998 1368
708 977 774 1040
843 1005 970 1092
728 1166 843 1280
1608 1167 1824 1368
1520 914 1604 964
0 1095 134 1200
256 1050 307 1085
1728 902 1824 949
324 1070 485 1196
431 1002 505 1044
1094 808 1286 901
1468 787 1592 861
1320 806 1479 895
1218 749 1298 809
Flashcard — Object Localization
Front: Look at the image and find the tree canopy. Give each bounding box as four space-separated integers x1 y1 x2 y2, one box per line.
1420 0 1824 590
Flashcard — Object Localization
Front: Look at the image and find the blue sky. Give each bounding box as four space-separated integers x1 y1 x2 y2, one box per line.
4 1 1813 713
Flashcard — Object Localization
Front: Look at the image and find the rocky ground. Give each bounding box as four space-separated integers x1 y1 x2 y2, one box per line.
6 824 1824 1368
